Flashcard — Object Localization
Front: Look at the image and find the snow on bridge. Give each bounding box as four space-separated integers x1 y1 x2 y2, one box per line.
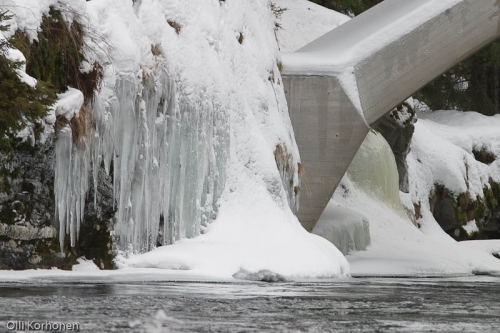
282 0 500 231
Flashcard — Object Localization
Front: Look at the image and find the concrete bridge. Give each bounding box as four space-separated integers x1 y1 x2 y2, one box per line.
282 0 500 231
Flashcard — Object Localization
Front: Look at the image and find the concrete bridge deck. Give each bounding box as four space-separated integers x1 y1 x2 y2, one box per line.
282 0 500 231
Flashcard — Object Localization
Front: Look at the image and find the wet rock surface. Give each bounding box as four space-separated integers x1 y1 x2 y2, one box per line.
375 103 415 193
429 183 500 241
0 139 115 270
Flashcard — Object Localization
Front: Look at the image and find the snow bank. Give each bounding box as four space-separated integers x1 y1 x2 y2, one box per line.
460 240 500 257
417 111 500 184
331 127 500 276
123 188 348 279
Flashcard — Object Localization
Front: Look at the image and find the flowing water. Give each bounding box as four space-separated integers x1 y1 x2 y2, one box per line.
0 275 499 332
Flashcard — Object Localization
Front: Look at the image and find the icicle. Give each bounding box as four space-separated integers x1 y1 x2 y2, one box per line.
55 126 72 251
54 68 230 254
54 124 90 251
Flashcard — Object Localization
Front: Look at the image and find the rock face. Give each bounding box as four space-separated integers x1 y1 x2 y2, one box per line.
374 102 416 193
0 140 60 269
0 137 115 270
483 210 500 239
377 105 500 241
428 182 500 241
429 185 458 232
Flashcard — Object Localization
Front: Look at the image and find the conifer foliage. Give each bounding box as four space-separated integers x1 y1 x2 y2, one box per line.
415 42 500 116
0 10 56 150
1 6 102 150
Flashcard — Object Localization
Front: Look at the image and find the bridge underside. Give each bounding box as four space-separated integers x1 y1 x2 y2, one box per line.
283 0 500 231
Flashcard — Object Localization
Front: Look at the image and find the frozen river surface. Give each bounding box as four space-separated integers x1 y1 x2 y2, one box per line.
0 275 499 332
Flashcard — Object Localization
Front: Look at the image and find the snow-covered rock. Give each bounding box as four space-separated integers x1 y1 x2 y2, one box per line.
408 110 500 239
54 88 84 120
332 131 500 276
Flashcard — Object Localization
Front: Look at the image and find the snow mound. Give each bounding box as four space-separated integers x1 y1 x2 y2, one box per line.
122 186 349 279
54 88 84 120
72 258 100 272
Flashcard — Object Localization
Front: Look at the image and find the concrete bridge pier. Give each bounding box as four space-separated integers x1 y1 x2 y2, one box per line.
283 76 369 232
283 0 500 231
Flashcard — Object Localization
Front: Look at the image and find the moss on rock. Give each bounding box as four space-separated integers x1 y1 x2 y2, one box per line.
430 181 500 241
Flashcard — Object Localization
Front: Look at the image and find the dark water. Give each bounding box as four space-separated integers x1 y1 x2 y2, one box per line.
0 276 499 332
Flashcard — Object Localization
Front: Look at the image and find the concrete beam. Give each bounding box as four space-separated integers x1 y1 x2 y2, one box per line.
282 0 500 230
356 0 500 125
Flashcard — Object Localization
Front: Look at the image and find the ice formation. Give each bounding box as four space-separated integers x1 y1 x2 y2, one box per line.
313 206 370 255
55 125 90 249
347 131 409 219
3 0 349 278
88 71 229 252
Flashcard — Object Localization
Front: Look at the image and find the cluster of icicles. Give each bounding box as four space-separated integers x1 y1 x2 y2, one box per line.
55 70 229 253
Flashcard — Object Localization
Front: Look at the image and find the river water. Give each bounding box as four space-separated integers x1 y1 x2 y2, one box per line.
0 275 499 332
